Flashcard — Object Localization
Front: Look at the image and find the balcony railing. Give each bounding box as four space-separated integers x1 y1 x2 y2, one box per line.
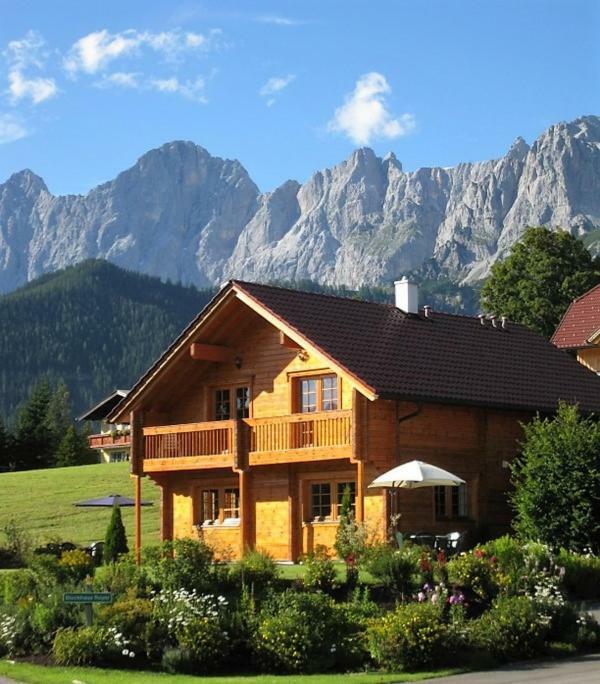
88 432 131 449
247 410 352 453
144 420 234 460
141 410 352 466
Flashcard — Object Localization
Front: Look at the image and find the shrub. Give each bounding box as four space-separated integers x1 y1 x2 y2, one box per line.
0 613 17 657
143 539 216 594
93 556 141 596
253 591 364 673
2 520 32 567
558 549 600 600
231 549 279 593
468 595 548 662
575 612 600 651
59 549 94 582
447 549 499 602
303 545 337 593
1 569 40 605
53 626 137 666
481 535 524 593
176 615 231 673
363 543 418 596
151 589 231 673
367 602 454 671
99 597 153 657
511 403 600 554
104 505 129 563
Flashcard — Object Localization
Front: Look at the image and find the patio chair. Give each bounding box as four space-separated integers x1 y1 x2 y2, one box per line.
446 531 465 555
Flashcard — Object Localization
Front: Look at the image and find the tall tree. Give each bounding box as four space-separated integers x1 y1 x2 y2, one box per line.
54 424 97 467
0 415 11 472
481 226 600 337
46 382 71 453
13 380 53 470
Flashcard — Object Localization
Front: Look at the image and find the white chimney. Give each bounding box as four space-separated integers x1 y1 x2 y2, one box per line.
394 277 419 314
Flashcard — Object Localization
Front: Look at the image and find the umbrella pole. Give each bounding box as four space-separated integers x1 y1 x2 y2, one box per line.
134 475 141 566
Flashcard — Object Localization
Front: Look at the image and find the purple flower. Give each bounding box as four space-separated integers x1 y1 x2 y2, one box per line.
449 591 465 605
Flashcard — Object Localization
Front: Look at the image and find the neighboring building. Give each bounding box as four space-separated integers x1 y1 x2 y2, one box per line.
552 284 600 373
109 280 600 561
79 390 131 463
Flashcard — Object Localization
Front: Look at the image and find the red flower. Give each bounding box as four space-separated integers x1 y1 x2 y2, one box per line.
437 549 447 565
474 548 486 559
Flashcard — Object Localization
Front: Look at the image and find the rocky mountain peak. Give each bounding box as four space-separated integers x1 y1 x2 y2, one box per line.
0 115 598 293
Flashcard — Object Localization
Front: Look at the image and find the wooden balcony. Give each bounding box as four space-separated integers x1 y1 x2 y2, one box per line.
88 432 131 449
141 410 353 472
247 410 352 465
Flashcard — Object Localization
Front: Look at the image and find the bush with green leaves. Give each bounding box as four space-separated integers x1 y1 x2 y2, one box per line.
93 555 142 597
302 545 337 594
575 612 600 651
363 543 418 596
253 591 366 673
98 597 154 658
142 539 218 594
367 602 456 671
231 549 279 593
468 595 549 662
53 625 137 666
150 588 231 673
104 505 129 563
58 548 94 582
557 549 600 600
512 403 600 554
447 549 499 602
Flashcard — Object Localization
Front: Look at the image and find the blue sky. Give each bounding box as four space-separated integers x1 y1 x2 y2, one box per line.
0 0 598 195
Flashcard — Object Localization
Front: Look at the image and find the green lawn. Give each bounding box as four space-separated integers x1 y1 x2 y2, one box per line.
0 661 462 684
0 462 161 547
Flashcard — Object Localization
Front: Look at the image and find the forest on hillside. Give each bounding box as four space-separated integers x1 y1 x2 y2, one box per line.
0 259 480 422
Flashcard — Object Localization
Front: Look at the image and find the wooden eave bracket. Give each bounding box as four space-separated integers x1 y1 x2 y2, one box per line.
189 342 235 362
279 331 302 350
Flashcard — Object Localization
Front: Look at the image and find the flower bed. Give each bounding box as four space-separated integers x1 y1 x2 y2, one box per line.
0 536 599 675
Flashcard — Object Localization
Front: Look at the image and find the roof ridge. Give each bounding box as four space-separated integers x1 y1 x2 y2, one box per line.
232 279 399 308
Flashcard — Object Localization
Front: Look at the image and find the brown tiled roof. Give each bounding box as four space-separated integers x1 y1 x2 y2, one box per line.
551 284 600 350
235 281 600 414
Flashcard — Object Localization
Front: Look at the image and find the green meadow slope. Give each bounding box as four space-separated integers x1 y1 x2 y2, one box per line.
0 462 160 547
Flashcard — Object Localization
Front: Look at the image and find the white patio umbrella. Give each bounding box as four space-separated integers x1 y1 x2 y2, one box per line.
368 460 465 490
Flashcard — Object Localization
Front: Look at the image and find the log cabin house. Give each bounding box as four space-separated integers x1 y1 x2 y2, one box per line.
79 390 131 463
552 283 600 373
108 279 600 561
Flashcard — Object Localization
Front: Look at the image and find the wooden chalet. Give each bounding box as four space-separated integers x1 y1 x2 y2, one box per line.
79 390 131 463
108 279 600 561
552 283 600 373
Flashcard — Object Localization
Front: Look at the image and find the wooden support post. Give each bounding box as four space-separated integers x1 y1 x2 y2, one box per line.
160 482 173 542
356 460 365 523
288 465 300 562
351 388 368 524
238 469 251 557
134 474 142 566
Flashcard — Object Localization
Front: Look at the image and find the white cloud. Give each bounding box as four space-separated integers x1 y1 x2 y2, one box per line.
149 76 206 102
0 113 28 143
64 28 222 75
95 72 141 89
258 15 304 26
4 31 58 105
8 71 57 104
259 74 294 106
327 72 415 146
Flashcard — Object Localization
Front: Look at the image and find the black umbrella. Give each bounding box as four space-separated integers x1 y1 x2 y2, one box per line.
74 493 153 507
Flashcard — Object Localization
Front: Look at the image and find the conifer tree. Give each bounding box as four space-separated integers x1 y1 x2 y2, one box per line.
104 505 129 563
54 425 96 467
14 380 53 470
46 382 71 453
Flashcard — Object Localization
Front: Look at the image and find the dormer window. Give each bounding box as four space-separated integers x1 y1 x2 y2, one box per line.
297 374 339 413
